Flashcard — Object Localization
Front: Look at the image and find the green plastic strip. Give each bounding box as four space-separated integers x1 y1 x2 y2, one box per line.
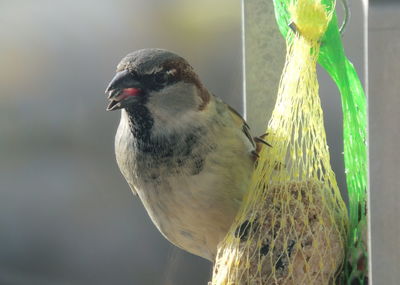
273 1 368 284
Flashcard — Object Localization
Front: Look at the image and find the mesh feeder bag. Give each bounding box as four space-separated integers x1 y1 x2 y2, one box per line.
274 0 368 282
212 0 348 284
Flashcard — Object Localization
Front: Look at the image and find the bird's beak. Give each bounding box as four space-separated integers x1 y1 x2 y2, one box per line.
105 70 143 111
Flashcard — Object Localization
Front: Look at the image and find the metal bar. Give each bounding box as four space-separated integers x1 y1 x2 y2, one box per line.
242 0 285 135
369 2 400 284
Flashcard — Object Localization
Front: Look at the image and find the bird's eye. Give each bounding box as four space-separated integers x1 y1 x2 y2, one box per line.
154 73 167 85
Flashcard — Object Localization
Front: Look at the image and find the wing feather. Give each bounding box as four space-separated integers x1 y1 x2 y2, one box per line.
226 104 256 149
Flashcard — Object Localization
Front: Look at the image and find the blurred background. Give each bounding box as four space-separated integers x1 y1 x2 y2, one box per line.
0 0 364 284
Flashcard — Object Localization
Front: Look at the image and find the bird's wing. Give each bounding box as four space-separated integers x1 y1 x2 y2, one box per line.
225 103 271 160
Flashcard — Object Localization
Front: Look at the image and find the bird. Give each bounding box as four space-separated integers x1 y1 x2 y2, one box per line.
105 48 263 261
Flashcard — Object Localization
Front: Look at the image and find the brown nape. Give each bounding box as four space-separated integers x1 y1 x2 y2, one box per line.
197 88 210 111
163 59 210 111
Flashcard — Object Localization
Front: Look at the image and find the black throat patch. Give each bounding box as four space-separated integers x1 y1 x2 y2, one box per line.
125 100 154 145
125 103 209 177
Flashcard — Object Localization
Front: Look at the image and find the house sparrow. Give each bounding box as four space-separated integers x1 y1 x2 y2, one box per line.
105 48 261 261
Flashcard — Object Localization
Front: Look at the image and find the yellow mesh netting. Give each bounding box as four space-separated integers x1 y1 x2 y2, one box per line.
212 0 348 284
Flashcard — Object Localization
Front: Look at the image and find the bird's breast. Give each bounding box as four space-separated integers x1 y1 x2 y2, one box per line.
114 107 253 260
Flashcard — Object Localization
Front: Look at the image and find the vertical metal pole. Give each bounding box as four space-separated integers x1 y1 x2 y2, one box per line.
369 1 400 284
242 0 285 135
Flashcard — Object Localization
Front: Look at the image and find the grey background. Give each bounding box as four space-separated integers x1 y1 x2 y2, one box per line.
0 0 366 284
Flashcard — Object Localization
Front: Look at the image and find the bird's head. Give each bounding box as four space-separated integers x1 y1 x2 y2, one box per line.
105 49 210 114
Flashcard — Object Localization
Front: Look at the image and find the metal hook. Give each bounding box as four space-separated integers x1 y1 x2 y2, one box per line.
288 21 298 34
339 0 350 36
